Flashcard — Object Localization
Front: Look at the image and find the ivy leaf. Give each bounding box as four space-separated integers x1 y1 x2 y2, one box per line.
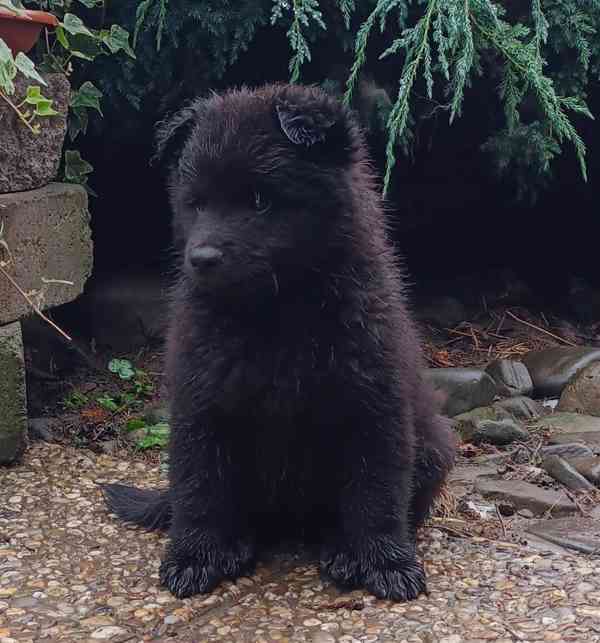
101 25 136 58
64 149 94 183
14 52 46 85
75 0 102 7
61 13 94 38
55 25 69 50
34 99 59 117
70 81 103 114
0 38 16 94
0 1 27 16
24 85 43 103
68 106 89 141
24 86 59 116
66 33 104 60
108 358 136 380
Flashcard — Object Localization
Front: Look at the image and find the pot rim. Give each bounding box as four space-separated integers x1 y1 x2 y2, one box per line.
0 8 59 28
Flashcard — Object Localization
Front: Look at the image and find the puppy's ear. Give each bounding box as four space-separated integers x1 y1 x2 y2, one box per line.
275 99 337 147
274 90 357 164
152 101 200 168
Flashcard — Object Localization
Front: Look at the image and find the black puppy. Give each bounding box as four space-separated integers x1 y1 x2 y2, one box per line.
103 84 456 601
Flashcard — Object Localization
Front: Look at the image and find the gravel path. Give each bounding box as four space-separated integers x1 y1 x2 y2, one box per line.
1 443 600 642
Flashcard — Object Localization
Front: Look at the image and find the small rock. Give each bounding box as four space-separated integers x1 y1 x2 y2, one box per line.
527 516 600 554
311 633 336 643
453 405 512 440
424 368 497 417
485 359 533 397
91 626 128 640
497 502 515 517
523 347 600 398
539 443 594 459
542 398 559 410
567 456 600 486
27 418 54 442
471 419 530 446
558 362 600 417
541 455 595 491
517 508 535 518
10 597 37 609
494 396 543 420
474 475 576 516
99 440 118 455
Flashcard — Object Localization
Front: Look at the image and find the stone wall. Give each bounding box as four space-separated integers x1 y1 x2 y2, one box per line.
0 183 93 463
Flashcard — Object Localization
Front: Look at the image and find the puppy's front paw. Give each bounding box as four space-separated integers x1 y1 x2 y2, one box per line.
159 553 221 599
320 537 427 602
160 534 255 599
364 558 426 601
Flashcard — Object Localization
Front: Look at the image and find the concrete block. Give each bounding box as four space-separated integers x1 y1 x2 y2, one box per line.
0 321 27 464
0 183 93 325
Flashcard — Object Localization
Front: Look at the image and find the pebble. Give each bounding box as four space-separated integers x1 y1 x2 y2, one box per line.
91 626 128 639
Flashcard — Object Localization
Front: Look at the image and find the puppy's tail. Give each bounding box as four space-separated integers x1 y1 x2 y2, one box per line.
102 484 172 531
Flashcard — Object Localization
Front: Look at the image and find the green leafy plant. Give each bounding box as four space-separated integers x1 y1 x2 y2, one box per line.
108 357 136 380
125 419 170 450
99 358 155 414
0 39 58 133
0 0 134 190
271 0 596 197
62 388 89 410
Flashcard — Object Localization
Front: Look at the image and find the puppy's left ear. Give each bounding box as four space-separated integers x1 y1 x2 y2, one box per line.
275 99 336 147
274 93 357 164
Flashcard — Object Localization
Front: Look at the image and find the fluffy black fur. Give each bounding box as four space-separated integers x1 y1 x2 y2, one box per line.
103 84 456 601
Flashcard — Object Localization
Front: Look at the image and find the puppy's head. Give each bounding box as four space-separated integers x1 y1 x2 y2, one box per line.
155 84 365 296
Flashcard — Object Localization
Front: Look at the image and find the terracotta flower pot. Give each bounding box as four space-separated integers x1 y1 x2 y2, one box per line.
0 7 58 55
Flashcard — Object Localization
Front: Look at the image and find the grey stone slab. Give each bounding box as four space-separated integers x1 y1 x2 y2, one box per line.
527 517 600 555
548 432 600 452
532 412 600 434
474 475 576 517
0 183 93 325
0 321 27 464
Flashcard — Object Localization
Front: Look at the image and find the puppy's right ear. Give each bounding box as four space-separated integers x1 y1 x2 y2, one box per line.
152 101 200 168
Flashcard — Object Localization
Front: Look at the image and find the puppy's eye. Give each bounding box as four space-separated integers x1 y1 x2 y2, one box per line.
253 191 272 215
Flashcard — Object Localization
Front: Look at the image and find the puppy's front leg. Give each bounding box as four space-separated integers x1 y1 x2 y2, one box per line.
320 418 426 602
159 418 255 598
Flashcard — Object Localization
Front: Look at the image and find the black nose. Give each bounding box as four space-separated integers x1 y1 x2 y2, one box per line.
188 245 224 268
